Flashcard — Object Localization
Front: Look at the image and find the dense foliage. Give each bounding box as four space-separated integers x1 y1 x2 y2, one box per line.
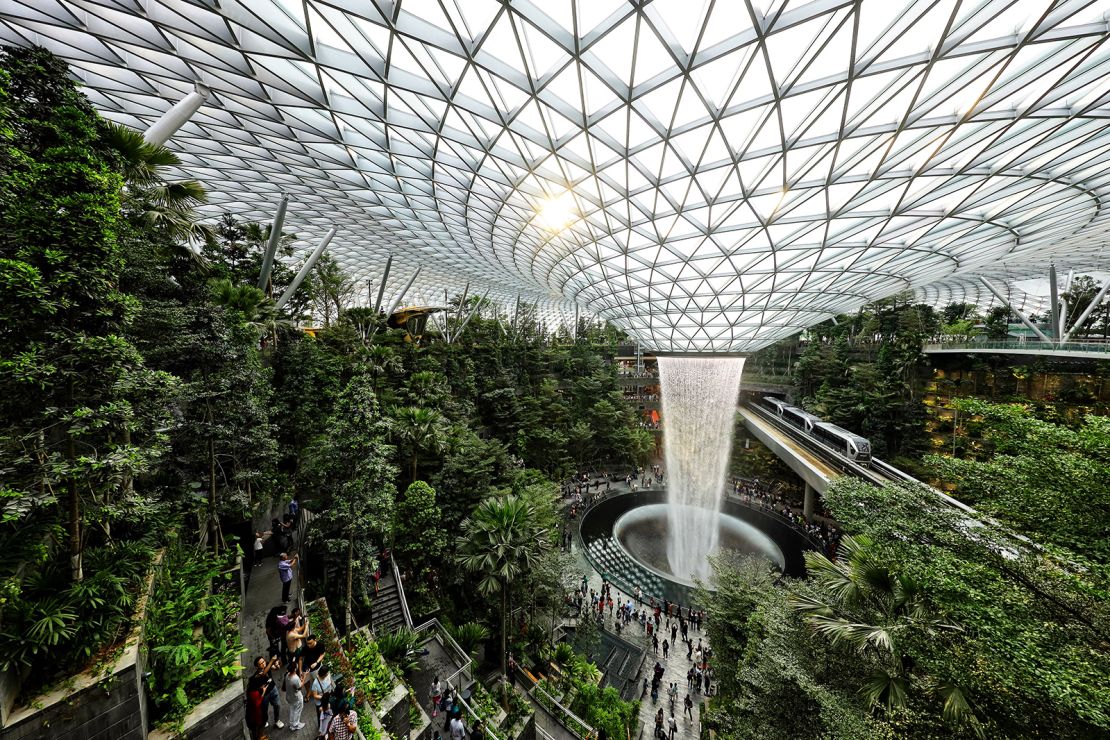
792 295 933 459
145 539 242 729
703 478 1110 739
926 399 1110 564
0 46 649 714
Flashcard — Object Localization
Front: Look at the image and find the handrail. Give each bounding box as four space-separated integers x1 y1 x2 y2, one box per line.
412 617 472 691
390 555 414 629
923 340 1110 354
516 670 595 740
451 686 505 740
723 492 826 550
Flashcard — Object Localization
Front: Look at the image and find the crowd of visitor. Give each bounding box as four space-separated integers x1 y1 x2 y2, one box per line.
572 578 711 739
730 477 841 555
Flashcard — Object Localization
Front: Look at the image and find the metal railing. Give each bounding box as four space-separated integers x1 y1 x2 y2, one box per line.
517 671 595 740
412 617 473 691
723 492 826 550
923 340 1110 354
389 556 414 629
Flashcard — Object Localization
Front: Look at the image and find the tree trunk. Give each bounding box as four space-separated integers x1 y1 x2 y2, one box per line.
500 582 509 710
346 530 355 633
411 453 418 484
67 378 83 583
68 442 83 583
208 437 220 555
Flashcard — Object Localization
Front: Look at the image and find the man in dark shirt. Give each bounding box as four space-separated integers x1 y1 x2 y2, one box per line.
302 635 326 674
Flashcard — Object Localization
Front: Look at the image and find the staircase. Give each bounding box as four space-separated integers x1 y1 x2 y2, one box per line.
369 569 407 634
597 630 647 702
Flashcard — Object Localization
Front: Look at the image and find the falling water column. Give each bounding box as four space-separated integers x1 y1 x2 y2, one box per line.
657 356 746 582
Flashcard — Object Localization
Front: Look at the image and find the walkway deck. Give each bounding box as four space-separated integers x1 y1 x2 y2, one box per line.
923 341 1110 359
242 537 318 737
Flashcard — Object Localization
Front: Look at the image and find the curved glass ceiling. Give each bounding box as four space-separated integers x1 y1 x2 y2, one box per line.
3 0 1110 351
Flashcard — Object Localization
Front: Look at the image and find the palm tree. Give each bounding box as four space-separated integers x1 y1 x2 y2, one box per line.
364 345 403 398
391 406 446 482
790 535 980 736
457 495 549 705
105 121 214 250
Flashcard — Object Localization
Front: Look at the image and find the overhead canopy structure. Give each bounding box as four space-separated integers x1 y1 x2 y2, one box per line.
2 0 1109 352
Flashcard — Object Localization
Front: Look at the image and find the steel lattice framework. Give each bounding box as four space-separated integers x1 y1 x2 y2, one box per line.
3 0 1110 351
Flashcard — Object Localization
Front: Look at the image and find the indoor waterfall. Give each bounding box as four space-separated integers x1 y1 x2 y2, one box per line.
657 356 746 582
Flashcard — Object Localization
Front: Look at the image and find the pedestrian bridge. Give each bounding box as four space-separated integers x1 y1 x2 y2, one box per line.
923 341 1110 360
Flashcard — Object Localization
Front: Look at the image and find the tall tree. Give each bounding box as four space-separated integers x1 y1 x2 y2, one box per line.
304 374 397 631
0 46 171 580
457 494 549 704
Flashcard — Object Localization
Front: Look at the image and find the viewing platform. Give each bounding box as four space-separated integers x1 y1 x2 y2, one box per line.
923 341 1110 359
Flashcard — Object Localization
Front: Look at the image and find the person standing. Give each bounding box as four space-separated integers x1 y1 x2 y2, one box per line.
654 708 665 740
249 655 283 729
279 552 298 604
284 664 306 731
428 678 441 718
652 633 659 654
254 531 268 568
662 638 669 660
328 703 358 740
308 664 334 727
667 713 677 740
246 686 266 740
449 715 466 740
684 694 694 720
286 609 308 670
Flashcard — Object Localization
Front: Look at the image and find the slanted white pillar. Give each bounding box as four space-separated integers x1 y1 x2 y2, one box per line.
452 289 489 342
979 277 1052 344
1062 277 1110 343
373 255 393 314
1049 264 1061 341
275 227 336 310
144 83 211 146
384 267 422 318
257 194 289 292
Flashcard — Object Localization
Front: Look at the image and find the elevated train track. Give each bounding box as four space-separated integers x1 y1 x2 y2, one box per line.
739 399 975 514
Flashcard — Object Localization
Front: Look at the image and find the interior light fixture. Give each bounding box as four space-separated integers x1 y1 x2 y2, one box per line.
535 191 578 231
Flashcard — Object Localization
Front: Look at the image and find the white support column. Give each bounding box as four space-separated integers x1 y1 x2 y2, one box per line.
803 482 816 523
275 226 336 310
1049 264 1060 341
372 255 393 314
257 194 289 292
452 289 489 342
979 277 1052 344
1062 277 1110 343
144 83 211 146
384 267 422 318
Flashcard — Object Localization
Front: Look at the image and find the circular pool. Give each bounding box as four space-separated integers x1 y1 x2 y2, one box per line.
578 490 811 606
612 503 786 587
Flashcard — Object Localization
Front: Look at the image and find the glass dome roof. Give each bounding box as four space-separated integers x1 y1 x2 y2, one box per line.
3 0 1109 351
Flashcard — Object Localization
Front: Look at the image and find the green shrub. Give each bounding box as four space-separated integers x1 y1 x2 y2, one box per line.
145 540 241 729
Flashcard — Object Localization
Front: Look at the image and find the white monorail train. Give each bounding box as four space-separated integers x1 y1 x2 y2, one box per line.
761 397 872 465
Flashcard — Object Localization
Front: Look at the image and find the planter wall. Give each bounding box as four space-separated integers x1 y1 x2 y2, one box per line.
0 552 163 740
147 681 242 740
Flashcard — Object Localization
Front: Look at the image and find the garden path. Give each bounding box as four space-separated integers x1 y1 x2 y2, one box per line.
242 538 320 738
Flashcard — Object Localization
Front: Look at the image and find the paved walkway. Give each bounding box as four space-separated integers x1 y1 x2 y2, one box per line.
567 476 708 740
242 541 319 737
